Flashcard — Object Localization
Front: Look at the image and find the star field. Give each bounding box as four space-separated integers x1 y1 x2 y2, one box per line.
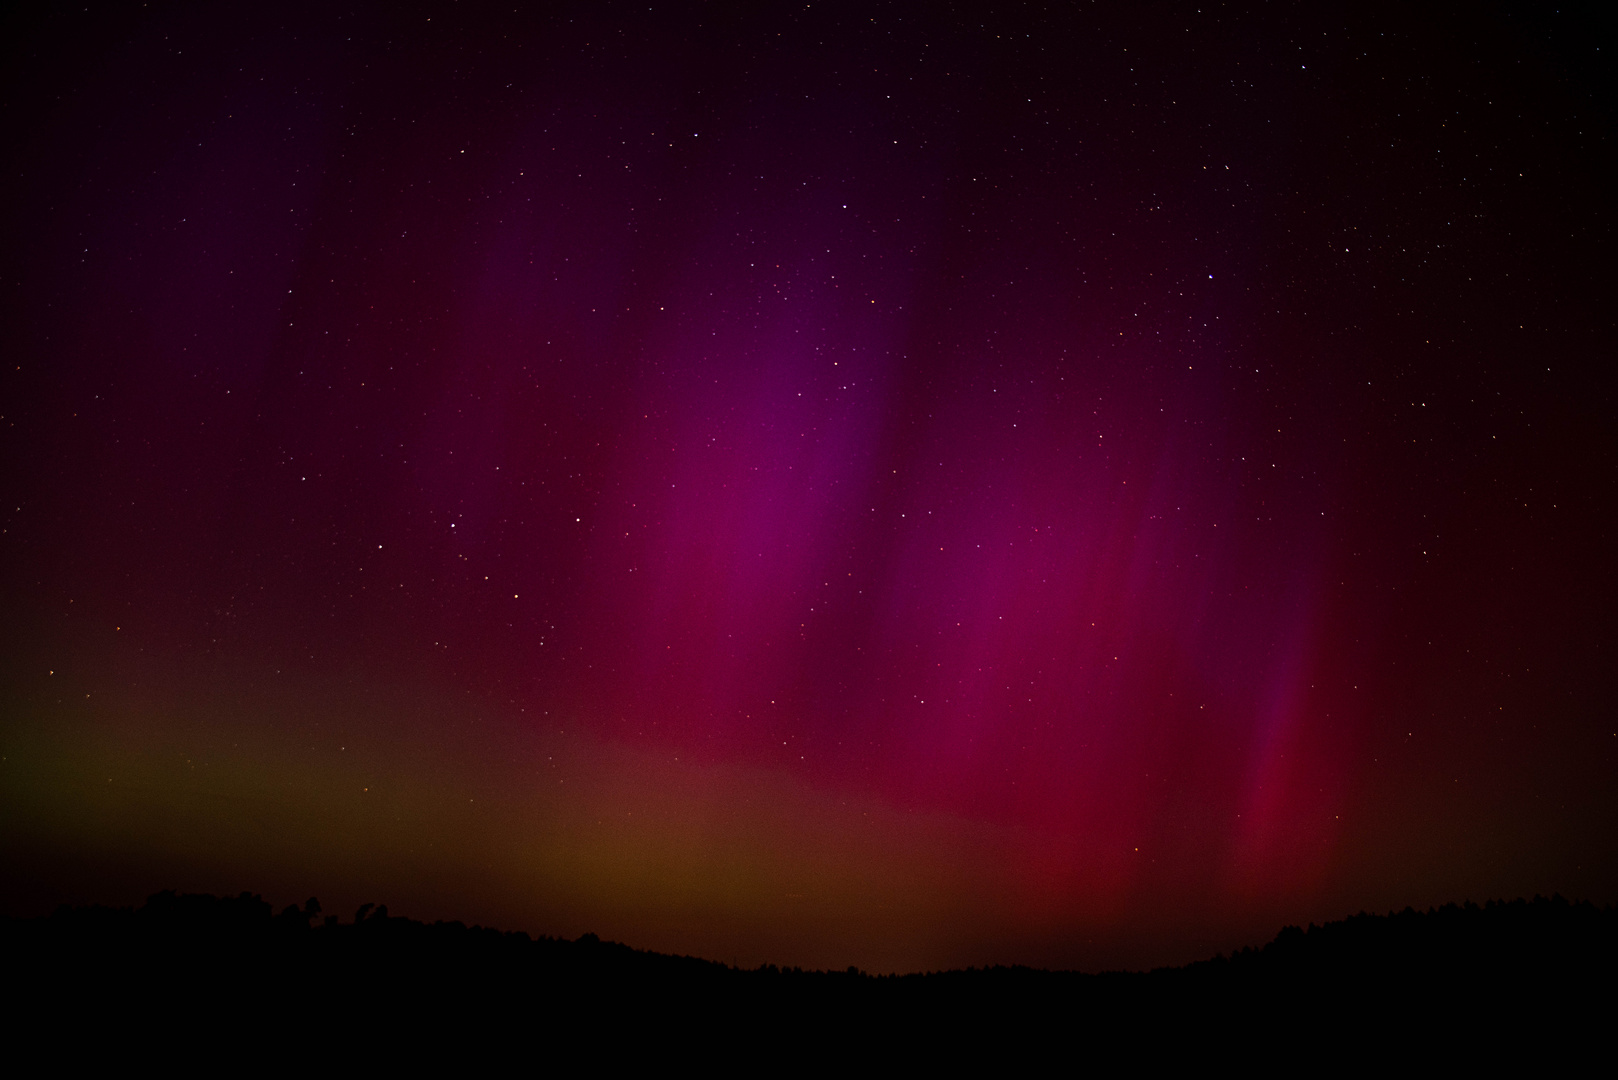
1 2 1613 972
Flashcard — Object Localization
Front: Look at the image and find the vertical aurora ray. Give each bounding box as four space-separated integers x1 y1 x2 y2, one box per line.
2 3 1613 973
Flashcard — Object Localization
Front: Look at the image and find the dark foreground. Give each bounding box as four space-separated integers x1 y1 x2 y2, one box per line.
8 893 1612 1063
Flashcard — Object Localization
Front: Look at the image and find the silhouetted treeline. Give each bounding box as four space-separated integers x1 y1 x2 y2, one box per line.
7 892 1612 1060
1178 897 1616 988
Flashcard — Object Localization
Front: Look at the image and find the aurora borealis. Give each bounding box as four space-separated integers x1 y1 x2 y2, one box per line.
2 3 1614 973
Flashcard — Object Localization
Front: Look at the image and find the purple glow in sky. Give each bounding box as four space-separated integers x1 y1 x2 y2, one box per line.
2 2 1614 972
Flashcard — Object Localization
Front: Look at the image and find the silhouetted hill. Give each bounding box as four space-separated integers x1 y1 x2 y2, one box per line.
7 892 1612 1062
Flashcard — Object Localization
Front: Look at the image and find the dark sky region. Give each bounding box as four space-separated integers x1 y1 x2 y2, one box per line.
1 1 1613 974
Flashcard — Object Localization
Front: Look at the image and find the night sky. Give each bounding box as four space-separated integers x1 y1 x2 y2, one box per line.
3 2 1614 974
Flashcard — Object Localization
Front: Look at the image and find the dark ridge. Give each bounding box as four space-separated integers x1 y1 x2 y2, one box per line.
9 892 1613 1058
